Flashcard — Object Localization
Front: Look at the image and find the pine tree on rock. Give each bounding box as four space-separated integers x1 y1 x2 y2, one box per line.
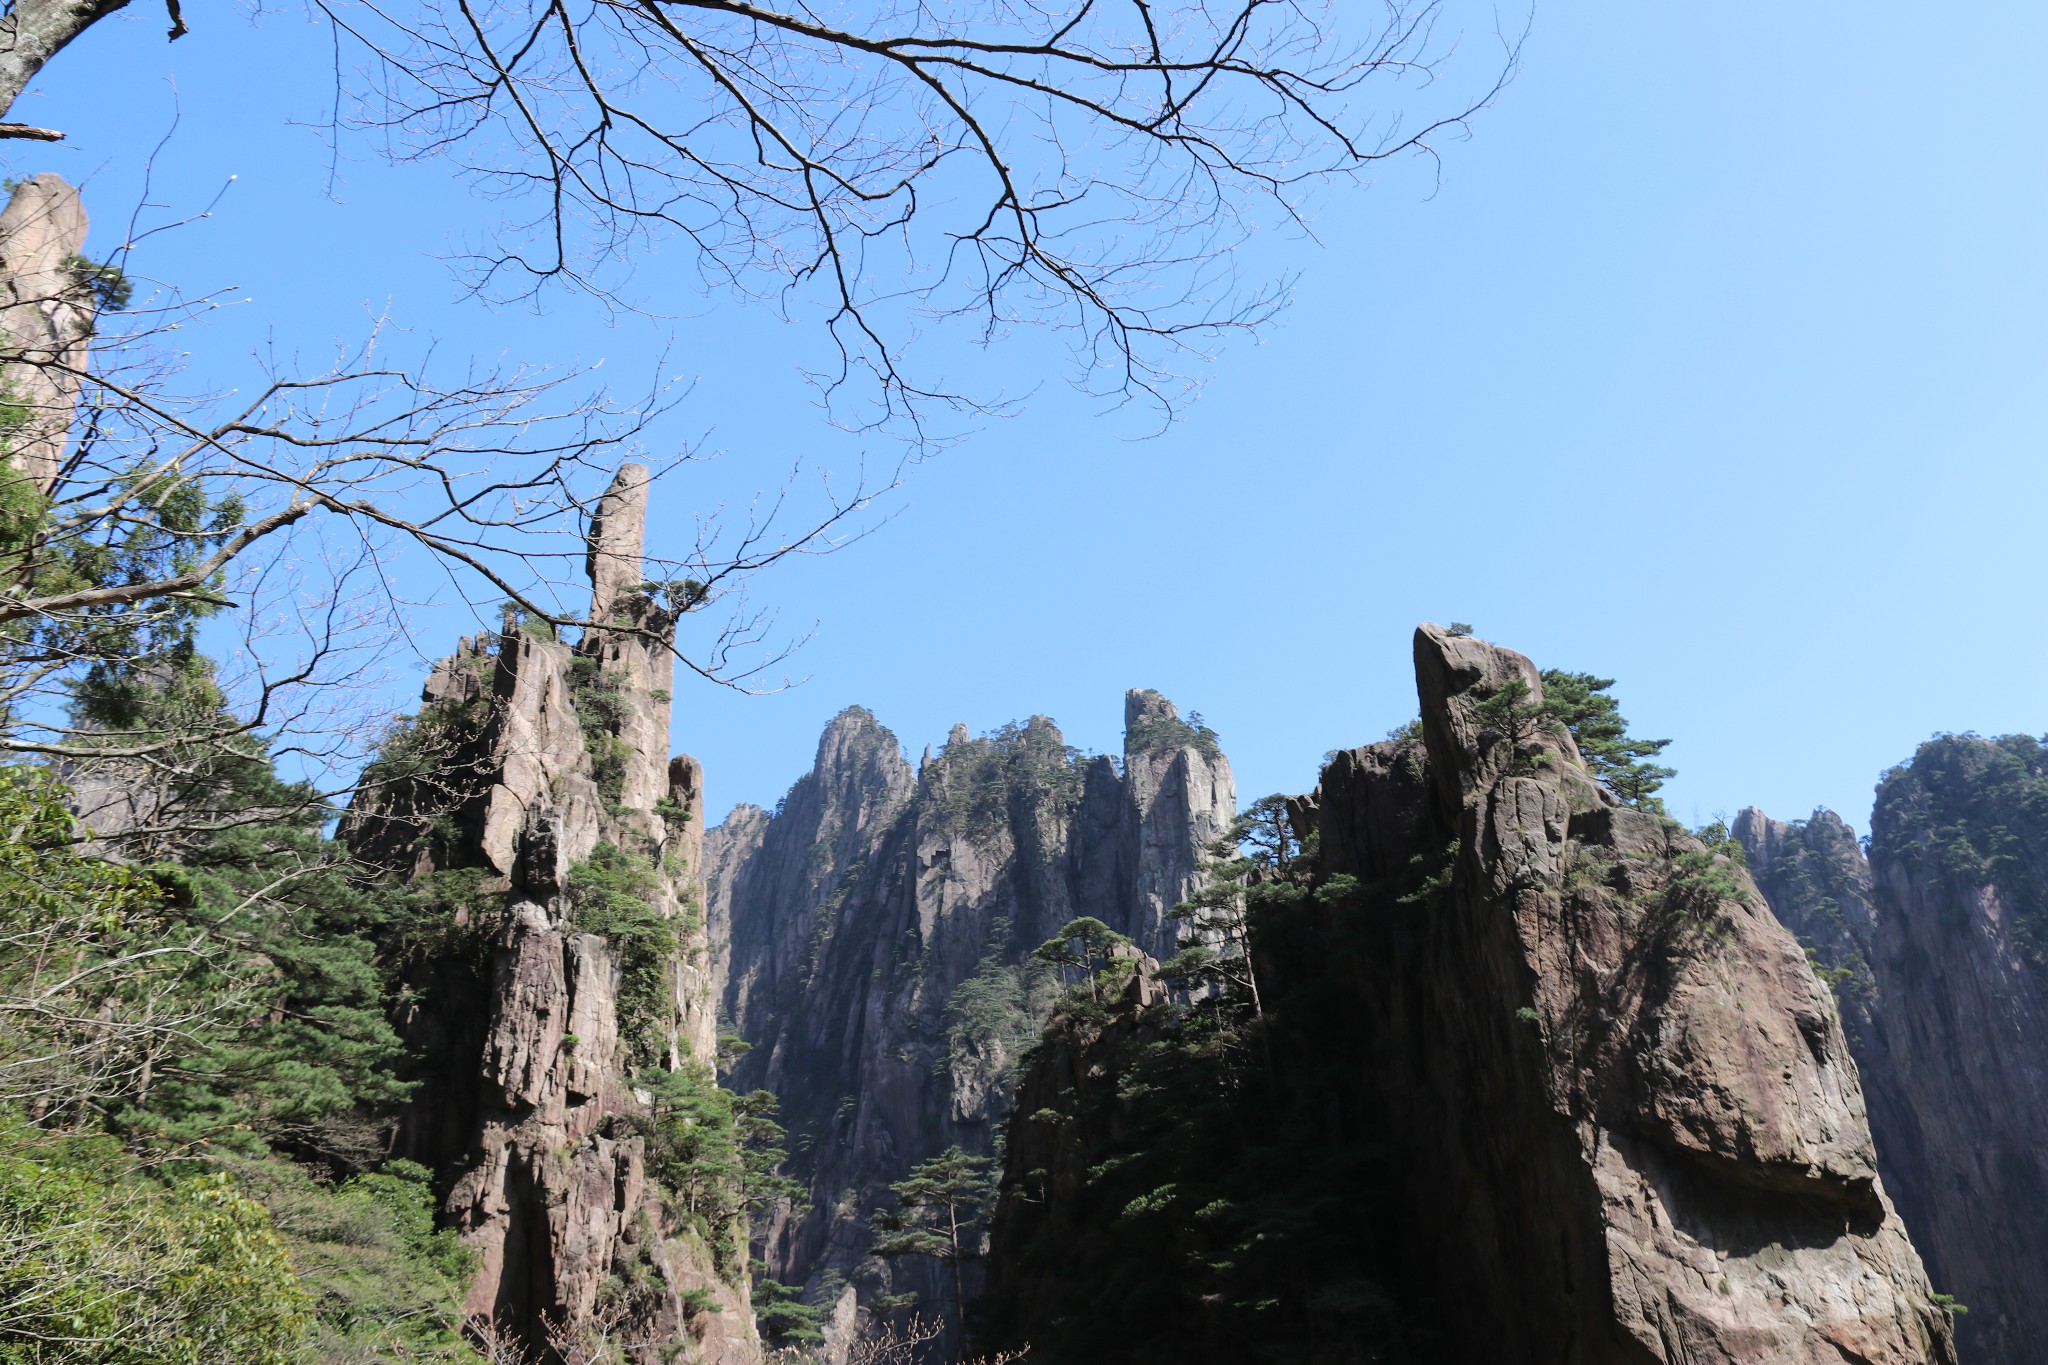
1540 669 1676 811
1030 917 1135 1005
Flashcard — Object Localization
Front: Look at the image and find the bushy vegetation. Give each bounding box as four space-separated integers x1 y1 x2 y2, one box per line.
568 654 634 807
925 718 1088 838
943 930 1053 1096
637 1065 802 1274
1464 668 1674 806
0 1136 310 1365
1662 820 1752 921
222 1155 479 1362
1745 815 1876 1001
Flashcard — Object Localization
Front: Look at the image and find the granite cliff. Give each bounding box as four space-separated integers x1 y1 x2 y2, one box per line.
702 692 1233 1349
978 626 1957 1364
345 465 757 1363
1739 732 2048 1365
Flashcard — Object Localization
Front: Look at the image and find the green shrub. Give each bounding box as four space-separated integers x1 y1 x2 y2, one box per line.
0 1140 310 1365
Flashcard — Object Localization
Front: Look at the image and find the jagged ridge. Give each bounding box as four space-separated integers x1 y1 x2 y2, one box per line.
702 692 1233 1351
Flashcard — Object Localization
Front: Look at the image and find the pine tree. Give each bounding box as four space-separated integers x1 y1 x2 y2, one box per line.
1472 675 1553 775
1030 916 1133 1004
1540 670 1676 812
1164 795 1303 1021
868 1146 994 1322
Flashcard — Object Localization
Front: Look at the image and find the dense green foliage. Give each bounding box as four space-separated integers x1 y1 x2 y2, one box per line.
1874 732 2048 967
0 469 244 714
65 252 134 313
943 930 1052 1096
224 1155 479 1362
1743 814 1876 1002
0 1138 310 1365
1030 917 1134 1007
0 747 488 1361
1663 820 1752 920
568 654 634 807
1471 674 1551 775
638 1065 800 1275
925 717 1087 837
752 1275 826 1349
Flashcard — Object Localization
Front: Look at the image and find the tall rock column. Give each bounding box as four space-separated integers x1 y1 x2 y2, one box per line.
0 173 93 492
1119 689 1236 964
349 464 756 1365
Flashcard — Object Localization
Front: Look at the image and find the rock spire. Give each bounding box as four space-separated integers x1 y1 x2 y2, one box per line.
347 467 756 1363
0 174 94 492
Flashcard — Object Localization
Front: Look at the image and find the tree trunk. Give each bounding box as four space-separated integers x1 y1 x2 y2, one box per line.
0 0 136 123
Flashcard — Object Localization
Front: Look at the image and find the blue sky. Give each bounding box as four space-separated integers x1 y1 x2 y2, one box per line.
14 1 2045 837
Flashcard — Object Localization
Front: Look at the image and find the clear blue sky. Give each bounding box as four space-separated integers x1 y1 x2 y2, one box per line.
15 2 2045 837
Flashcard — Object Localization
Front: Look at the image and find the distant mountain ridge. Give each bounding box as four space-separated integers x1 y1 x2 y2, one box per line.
703 692 1234 1353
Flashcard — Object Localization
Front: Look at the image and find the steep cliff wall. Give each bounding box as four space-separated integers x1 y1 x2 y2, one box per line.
1740 733 2048 1364
347 465 757 1364
981 625 1956 1365
702 693 1233 1345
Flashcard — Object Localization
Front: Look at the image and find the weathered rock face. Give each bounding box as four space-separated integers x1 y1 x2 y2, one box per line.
982 625 1955 1365
0 173 93 493
702 694 1232 1349
1740 734 2048 1365
347 464 756 1364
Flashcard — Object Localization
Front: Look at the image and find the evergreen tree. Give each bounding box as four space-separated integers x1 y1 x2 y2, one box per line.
752 1274 826 1349
1472 675 1553 775
869 1146 995 1321
1163 795 1304 1020
1539 670 1676 812
1030 916 1134 1004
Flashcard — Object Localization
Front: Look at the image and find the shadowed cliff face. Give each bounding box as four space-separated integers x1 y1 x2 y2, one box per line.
981 625 1955 1365
1740 734 2048 1365
346 465 756 1364
702 694 1233 1351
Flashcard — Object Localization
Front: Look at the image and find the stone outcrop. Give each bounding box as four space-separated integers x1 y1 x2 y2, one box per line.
1739 734 2048 1365
981 625 1956 1365
702 694 1232 1351
346 464 756 1364
0 173 93 492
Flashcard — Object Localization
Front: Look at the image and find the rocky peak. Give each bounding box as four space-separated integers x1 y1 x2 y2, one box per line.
348 468 755 1364
1355 625 1954 1361
708 691 1232 1355
1414 620 1585 804
986 628 1956 1364
585 461 650 625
